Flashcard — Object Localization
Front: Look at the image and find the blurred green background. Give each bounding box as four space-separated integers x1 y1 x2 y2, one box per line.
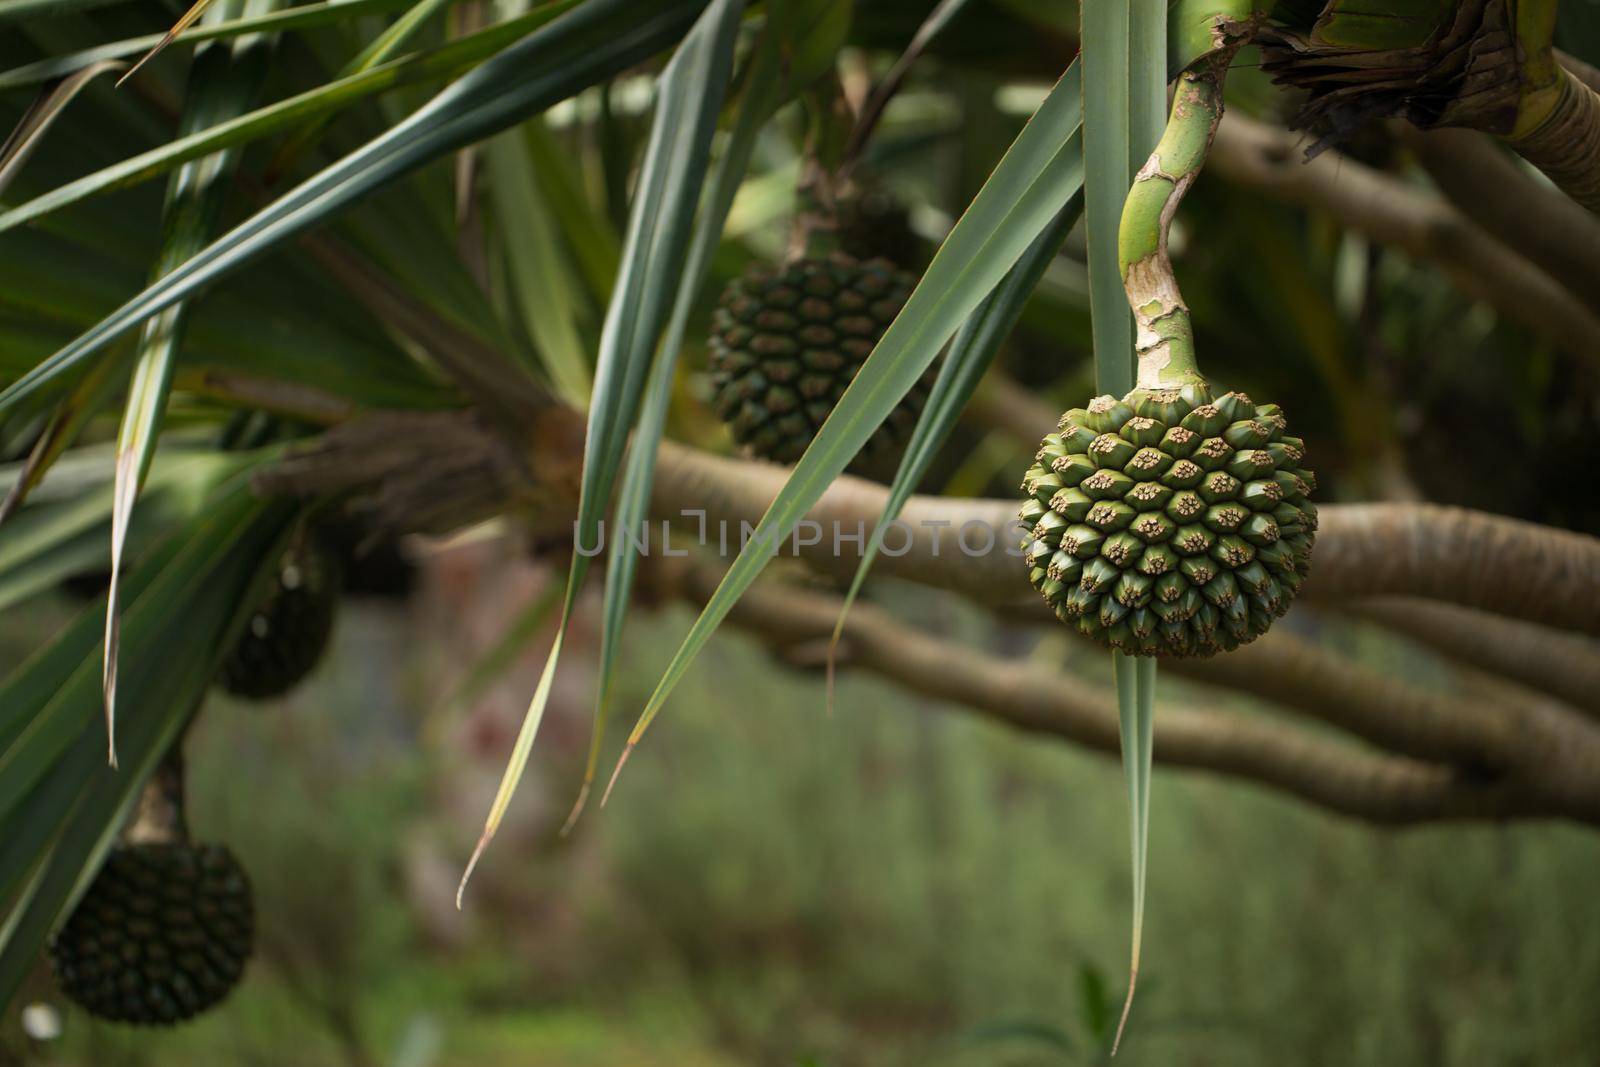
4 573 1596 1067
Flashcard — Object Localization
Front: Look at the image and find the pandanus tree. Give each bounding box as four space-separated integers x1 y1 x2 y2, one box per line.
1 0 1598 1049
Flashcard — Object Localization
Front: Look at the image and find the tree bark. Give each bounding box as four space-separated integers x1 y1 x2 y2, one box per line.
1208 112 1600 370
1344 597 1600 721
1399 124 1600 309
662 559 1600 827
255 411 1600 635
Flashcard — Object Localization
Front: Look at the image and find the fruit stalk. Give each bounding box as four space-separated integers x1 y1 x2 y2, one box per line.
124 750 188 846
1116 42 1244 391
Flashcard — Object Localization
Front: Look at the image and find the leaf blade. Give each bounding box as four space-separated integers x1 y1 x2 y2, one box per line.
0 0 707 415
607 58 1087 792
570 15 786 830
104 0 278 765
824 187 1083 703
459 0 744 893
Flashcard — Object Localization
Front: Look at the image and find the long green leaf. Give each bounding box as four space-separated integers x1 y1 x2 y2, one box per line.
604 58 1086 799
0 350 119 523
824 190 1083 705
103 0 277 766
0 0 707 417
0 0 411 90
0 464 278 819
264 0 461 178
484 122 593 405
0 0 586 238
1106 0 1166 1054
1082 0 1132 400
1109 650 1154 1054
0 444 241 613
567 17 786 832
457 0 743 899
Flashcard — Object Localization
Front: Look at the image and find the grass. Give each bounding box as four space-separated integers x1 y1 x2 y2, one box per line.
4 584 1599 1066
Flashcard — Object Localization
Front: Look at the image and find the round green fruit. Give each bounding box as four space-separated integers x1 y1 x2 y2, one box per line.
1020 384 1316 657
707 253 924 467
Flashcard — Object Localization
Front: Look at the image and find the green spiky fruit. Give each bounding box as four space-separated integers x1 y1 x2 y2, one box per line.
707 253 924 466
218 535 339 699
50 844 254 1025
1019 384 1317 657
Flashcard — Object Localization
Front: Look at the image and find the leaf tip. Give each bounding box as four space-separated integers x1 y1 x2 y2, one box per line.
599 742 635 809
559 781 592 838
1110 966 1138 1057
456 832 492 910
824 607 853 718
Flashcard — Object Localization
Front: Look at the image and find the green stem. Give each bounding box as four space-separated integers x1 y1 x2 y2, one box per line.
1116 42 1245 390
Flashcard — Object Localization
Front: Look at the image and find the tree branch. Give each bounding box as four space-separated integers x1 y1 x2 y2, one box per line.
1208 112 1600 369
253 411 1600 635
1343 597 1600 722
1305 501 1600 634
1504 68 1600 215
660 559 1597 826
651 441 1600 634
1166 624 1600 816
1398 124 1600 310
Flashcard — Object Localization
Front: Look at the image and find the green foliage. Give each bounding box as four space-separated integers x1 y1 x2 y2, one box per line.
1 0 1597 1050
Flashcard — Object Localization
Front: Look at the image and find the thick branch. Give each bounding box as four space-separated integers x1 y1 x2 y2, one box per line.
1344 597 1600 722
1399 125 1600 309
1166 625 1600 815
1307 502 1600 634
663 560 1592 826
1505 68 1600 214
651 442 1600 634
965 375 1061 445
255 413 1600 635
1208 112 1600 369
1561 50 1600 95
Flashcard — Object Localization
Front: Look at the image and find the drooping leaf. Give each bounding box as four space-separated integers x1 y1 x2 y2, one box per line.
1102 0 1167 1054
457 0 744 898
104 0 278 766
824 191 1083 706
605 58 1087 798
0 0 589 239
115 0 221 87
0 0 708 415
0 352 120 524
569 15 787 832
0 0 410 90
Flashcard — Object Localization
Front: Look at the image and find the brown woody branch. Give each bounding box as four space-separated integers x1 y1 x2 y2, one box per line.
651 441 1600 634
1398 125 1600 310
254 411 1600 636
1208 112 1600 369
1165 625 1600 818
1505 68 1600 215
659 559 1598 826
1343 597 1600 721
1561 50 1600 95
